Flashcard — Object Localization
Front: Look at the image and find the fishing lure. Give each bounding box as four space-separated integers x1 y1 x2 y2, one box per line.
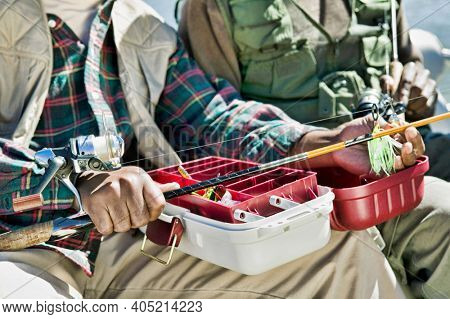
367 123 398 176
178 165 228 202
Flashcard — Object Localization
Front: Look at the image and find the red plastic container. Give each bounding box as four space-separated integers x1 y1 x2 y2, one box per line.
316 156 429 230
149 157 318 223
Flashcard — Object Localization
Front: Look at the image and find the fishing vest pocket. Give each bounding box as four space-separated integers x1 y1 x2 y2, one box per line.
362 33 392 68
317 71 367 127
229 0 293 54
355 0 394 25
241 44 319 100
355 0 396 68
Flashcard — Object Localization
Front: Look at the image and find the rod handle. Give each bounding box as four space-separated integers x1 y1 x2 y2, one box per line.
0 221 53 251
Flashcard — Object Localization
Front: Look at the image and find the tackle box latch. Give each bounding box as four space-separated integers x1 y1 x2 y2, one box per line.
141 217 184 265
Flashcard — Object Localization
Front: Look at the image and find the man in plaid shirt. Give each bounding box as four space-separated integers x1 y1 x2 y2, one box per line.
0 0 440 298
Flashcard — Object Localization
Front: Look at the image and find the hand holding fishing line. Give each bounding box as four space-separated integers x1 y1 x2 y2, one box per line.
379 0 437 122
290 114 424 176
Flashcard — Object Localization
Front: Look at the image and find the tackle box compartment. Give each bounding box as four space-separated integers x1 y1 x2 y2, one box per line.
316 156 429 231
149 157 319 223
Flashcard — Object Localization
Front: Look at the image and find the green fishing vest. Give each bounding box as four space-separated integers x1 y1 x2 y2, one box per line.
216 0 397 127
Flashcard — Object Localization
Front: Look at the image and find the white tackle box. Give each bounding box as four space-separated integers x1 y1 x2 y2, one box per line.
143 186 334 275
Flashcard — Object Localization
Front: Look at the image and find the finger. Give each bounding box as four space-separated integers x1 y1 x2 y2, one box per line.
394 155 406 171
396 62 416 104
401 62 417 83
380 75 395 93
400 142 416 167
421 78 437 101
126 188 149 228
105 182 131 233
408 79 437 119
143 180 166 221
410 68 430 100
393 133 406 144
155 182 180 193
109 200 131 232
86 204 114 235
404 127 425 157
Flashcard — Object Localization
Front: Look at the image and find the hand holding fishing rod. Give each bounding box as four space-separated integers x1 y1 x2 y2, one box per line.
0 133 125 250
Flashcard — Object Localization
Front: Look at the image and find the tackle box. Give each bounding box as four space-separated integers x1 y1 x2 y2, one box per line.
146 187 334 275
143 156 428 274
145 157 334 274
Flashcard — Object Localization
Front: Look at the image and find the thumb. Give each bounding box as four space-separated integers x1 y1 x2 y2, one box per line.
155 182 181 193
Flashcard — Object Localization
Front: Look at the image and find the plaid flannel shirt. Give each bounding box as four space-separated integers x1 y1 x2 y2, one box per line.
0 1 316 275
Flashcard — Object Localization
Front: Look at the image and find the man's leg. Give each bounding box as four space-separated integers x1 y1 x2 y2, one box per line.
423 92 450 182
85 229 404 299
378 176 450 298
423 132 450 182
0 249 85 299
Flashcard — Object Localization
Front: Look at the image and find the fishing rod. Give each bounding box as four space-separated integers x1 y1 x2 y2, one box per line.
388 0 403 94
164 112 449 199
1 112 449 251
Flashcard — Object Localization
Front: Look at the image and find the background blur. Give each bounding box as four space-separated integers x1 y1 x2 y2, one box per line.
145 0 450 100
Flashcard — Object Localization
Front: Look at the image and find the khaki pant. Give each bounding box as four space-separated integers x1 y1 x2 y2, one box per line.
0 177 448 299
0 229 402 299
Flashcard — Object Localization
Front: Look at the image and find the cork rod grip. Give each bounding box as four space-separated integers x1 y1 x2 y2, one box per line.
0 221 53 251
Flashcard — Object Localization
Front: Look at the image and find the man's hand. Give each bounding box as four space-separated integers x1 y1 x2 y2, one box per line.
291 116 425 176
382 62 437 121
76 166 180 235
332 116 425 175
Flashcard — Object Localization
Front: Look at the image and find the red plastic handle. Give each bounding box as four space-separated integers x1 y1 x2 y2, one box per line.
145 217 184 247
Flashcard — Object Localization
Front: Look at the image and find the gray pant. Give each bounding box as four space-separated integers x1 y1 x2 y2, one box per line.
424 93 450 182
379 176 450 298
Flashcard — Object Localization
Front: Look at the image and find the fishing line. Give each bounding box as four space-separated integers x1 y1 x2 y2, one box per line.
120 88 450 166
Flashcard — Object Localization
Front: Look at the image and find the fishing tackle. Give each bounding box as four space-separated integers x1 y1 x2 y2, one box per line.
1 112 448 251
359 0 407 176
177 165 227 202
356 89 406 124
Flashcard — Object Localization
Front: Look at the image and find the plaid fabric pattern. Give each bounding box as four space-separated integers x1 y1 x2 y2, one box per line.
0 2 316 275
155 39 313 164
0 1 132 275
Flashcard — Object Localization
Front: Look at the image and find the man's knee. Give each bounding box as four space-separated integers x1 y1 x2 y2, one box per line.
422 176 450 212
